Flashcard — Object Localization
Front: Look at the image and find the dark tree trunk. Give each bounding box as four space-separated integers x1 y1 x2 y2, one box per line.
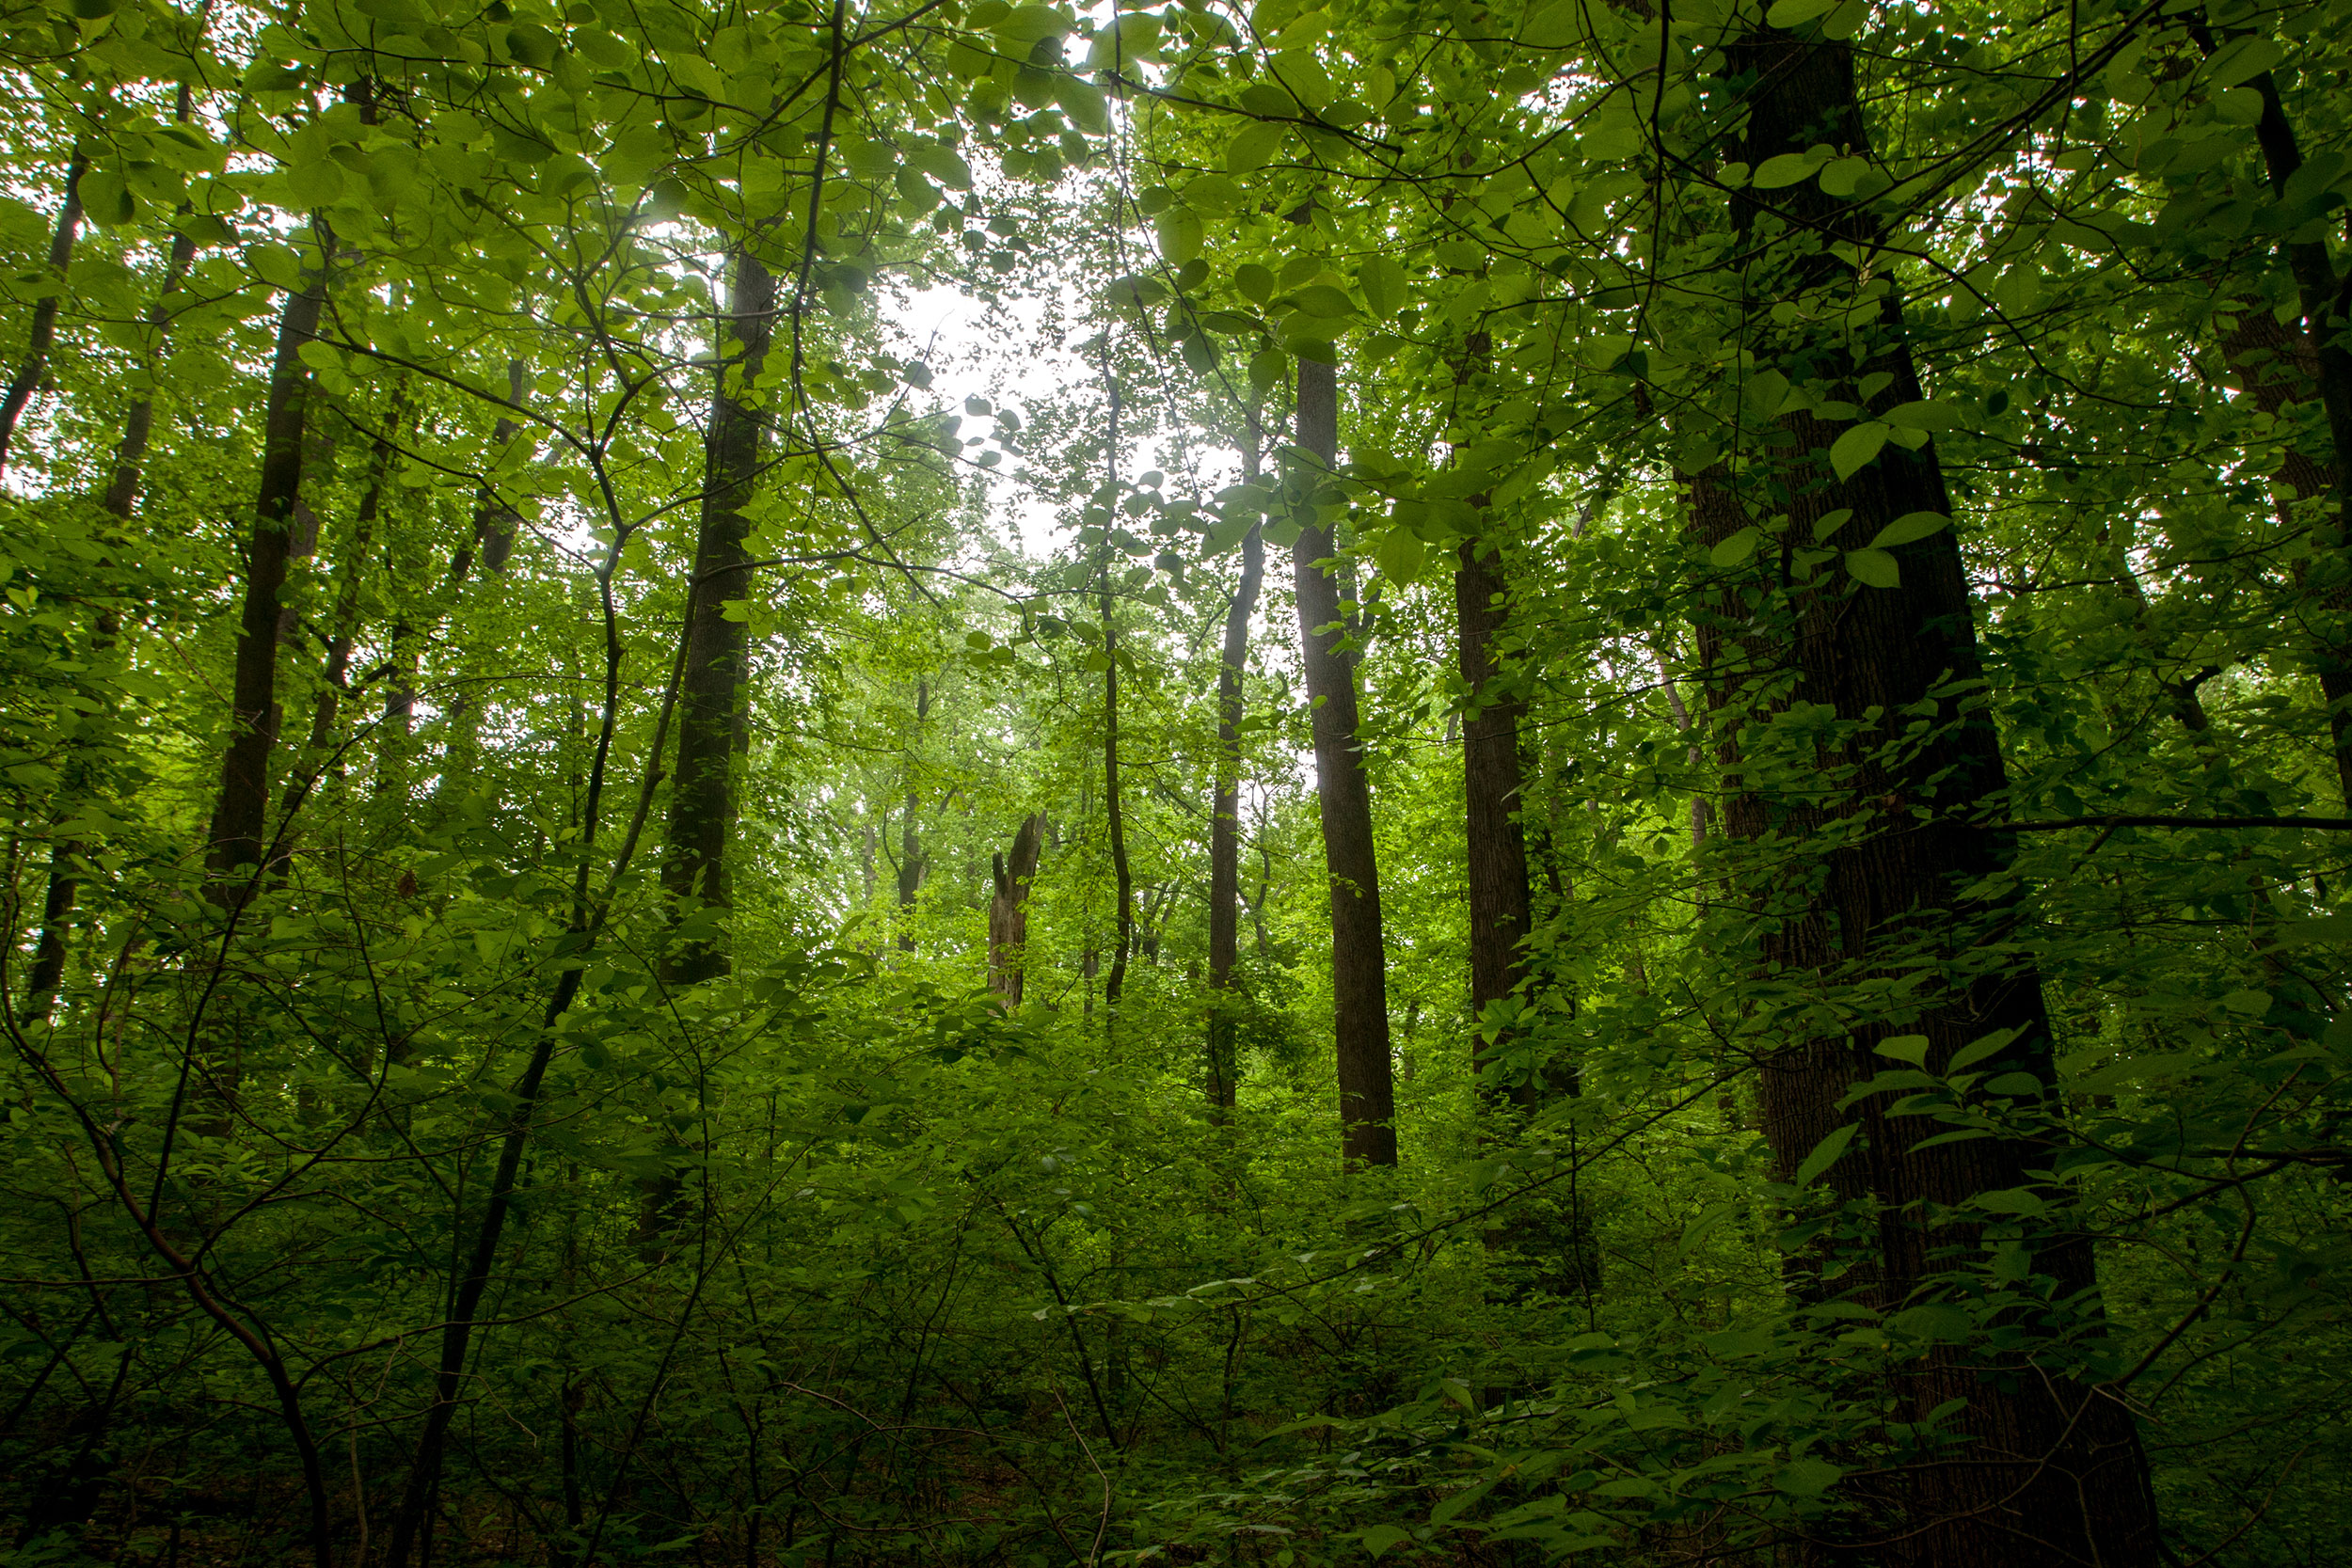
203 234 330 891
0 152 83 478
309 388 408 757
1292 356 1396 1168
2199 45 2352 804
896 684 929 955
1454 534 1535 1105
1101 365 1135 1007
1207 416 1266 1117
20 198 199 1025
988 813 1044 1005
1680 26 2159 1565
662 251 774 985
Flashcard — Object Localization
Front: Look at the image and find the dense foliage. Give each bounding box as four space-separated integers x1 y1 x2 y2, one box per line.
4 0 2351 1562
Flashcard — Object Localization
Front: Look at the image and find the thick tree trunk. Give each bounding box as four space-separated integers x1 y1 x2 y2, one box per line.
1207 417 1266 1117
987 813 1044 1005
1454 534 1535 1103
203 234 330 891
1292 356 1396 1168
1101 365 1135 1007
661 251 774 984
0 152 84 478
1679 27 2159 1565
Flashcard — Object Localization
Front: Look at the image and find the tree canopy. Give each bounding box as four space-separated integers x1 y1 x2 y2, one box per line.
4 0 2351 1563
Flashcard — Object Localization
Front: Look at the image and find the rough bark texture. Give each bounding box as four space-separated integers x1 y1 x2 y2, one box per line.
988 813 1045 1005
661 251 774 985
1292 356 1397 1169
1207 430 1266 1115
896 682 930 956
1454 535 1535 1103
203 243 329 889
0 152 83 477
1680 27 2159 1566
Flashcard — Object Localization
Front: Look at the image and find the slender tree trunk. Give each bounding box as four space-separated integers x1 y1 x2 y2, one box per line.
1207 415 1266 1117
1679 26 2158 1565
1100 362 1135 1008
897 684 928 954
0 152 84 478
987 813 1044 1004
310 388 408 756
2194 41 2352 804
203 229 330 891
20 183 199 1027
661 251 773 984
1291 356 1396 1168
1454 533 1535 1105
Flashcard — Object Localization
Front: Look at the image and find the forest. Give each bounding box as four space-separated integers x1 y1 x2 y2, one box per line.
2 0 2349 1560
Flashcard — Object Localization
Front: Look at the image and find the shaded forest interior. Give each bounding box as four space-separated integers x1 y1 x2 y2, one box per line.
6 0 2352 1563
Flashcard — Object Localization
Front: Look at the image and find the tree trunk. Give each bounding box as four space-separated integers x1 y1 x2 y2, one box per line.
0 151 84 478
309 388 409 757
202 231 330 892
19 204 199 1026
987 813 1044 1005
1292 355 1396 1169
661 251 774 985
1454 533 1535 1106
2197 42 2352 805
1207 414 1266 1117
897 684 929 955
1679 25 2158 1565
1101 365 1135 1008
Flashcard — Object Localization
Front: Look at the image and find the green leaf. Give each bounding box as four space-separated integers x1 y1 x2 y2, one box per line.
1375 528 1425 585
1056 75 1107 134
1829 420 1888 480
1752 150 1823 189
1874 1034 1931 1066
1775 1457 1843 1495
1225 120 1288 174
1359 1524 1412 1559
1809 506 1853 543
1708 527 1760 568
1793 1122 1857 1187
1867 511 1948 549
1947 1027 2020 1073
2206 35 2283 90
1763 0 1837 24
991 4 1067 44
1359 254 1407 319
1290 283 1358 319
1182 172 1244 215
1740 367 1790 419
1845 547 1899 587
1234 263 1276 304
1817 155 1873 197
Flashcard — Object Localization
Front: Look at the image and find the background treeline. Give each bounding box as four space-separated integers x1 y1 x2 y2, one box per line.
2 0 2350 1564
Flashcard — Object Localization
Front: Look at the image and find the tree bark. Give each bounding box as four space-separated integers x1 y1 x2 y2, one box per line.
202 230 330 892
661 251 774 985
1454 533 1535 1105
896 683 929 955
1101 364 1135 1008
2196 41 2352 805
436 359 528 804
309 388 409 757
19 198 199 1026
988 813 1044 1005
1207 414 1266 1117
1678 25 2158 1564
1292 355 1396 1169
0 152 84 479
